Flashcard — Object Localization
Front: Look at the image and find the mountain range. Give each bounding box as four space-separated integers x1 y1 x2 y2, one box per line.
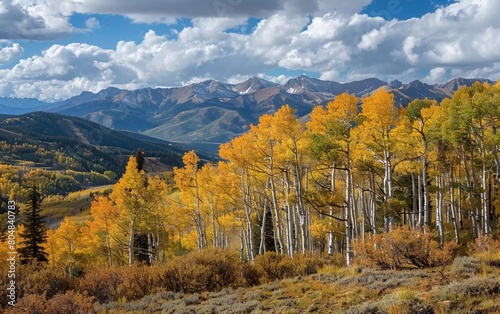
0 76 494 151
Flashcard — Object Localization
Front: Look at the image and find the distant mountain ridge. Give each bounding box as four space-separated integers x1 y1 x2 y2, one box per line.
0 76 495 148
0 96 57 114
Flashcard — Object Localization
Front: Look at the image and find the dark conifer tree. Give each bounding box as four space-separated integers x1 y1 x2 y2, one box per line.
19 186 48 264
135 149 146 172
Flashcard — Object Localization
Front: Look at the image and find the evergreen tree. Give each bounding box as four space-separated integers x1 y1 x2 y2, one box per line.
19 186 48 264
135 149 146 172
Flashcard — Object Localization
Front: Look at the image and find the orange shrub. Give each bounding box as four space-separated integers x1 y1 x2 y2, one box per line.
353 226 459 270
468 235 500 255
5 291 95 314
44 291 95 314
4 293 48 314
17 264 73 300
78 249 242 302
77 267 121 304
115 263 156 301
167 248 241 293
251 252 326 283
252 252 295 282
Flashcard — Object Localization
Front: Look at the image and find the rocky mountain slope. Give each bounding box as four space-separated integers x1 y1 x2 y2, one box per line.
0 76 494 148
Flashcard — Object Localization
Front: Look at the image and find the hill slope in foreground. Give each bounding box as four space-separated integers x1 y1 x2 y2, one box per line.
98 267 500 314
96 262 500 314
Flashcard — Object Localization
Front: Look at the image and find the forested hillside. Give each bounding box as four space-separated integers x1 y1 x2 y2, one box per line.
0 112 215 210
1 81 500 313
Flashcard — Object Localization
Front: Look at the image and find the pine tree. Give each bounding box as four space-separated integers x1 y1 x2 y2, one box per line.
19 186 48 264
135 149 146 172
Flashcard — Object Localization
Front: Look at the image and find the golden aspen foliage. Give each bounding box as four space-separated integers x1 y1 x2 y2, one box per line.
46 217 85 277
87 196 127 267
109 156 149 264
360 89 398 131
174 151 207 250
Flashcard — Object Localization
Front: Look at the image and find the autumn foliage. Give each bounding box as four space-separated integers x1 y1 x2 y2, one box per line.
353 226 460 270
249 252 327 283
3 81 500 312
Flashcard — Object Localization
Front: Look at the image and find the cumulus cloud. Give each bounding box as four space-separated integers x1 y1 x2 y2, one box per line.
0 42 23 64
1 0 500 100
0 0 372 37
0 0 76 39
423 67 448 84
72 0 371 21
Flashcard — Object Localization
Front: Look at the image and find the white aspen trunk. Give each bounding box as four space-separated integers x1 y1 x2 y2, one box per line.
194 169 206 250
345 205 351 266
292 140 307 254
411 174 417 228
195 212 204 251
457 162 463 224
477 129 488 235
328 205 334 255
491 124 500 181
270 182 284 254
104 219 112 267
128 220 134 266
481 156 489 235
259 200 268 254
449 171 461 244
349 170 358 239
285 203 293 257
369 171 377 234
469 147 480 238
160 223 166 263
292 205 298 253
210 203 217 248
241 173 254 261
358 186 366 242
328 163 336 255
304 167 312 253
268 152 285 254
284 170 294 257
293 164 306 254
417 172 423 227
383 149 392 232
345 167 356 244
147 234 153 265
423 156 430 226
436 176 444 248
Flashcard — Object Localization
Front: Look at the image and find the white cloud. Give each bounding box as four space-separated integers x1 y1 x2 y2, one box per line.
423 67 448 84
402 36 420 64
85 17 100 29
357 23 391 51
248 14 308 55
0 0 77 39
0 42 23 64
320 69 341 81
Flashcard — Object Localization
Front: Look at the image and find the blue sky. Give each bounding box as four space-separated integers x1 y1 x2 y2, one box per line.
0 0 498 100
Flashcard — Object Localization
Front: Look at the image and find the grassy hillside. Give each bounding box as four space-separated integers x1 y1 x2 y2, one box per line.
4 251 499 314
96 259 500 314
0 112 214 174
